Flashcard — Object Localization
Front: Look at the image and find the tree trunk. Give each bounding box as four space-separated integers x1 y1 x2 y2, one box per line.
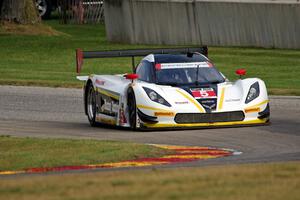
0 0 40 24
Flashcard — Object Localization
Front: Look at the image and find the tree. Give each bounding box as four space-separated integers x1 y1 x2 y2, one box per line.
0 0 40 24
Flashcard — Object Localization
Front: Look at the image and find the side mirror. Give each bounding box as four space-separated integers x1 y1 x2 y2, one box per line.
235 68 246 79
124 73 139 83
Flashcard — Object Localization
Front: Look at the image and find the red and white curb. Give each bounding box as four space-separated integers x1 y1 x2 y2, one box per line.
0 144 242 175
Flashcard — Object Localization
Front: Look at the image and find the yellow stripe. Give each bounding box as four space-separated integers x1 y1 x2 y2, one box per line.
245 107 260 113
137 104 172 112
163 155 219 159
143 118 268 128
176 89 205 113
245 100 269 110
99 161 168 168
96 88 119 100
152 145 210 150
96 116 116 125
0 170 25 175
218 87 225 111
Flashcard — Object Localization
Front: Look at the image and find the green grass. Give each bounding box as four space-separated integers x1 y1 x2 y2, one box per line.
0 136 170 171
0 20 299 95
0 162 299 200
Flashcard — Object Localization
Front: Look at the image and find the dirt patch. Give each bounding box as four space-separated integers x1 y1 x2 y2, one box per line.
0 21 65 36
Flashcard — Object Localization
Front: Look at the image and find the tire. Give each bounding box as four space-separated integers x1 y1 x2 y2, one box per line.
127 88 137 130
36 0 52 19
86 84 97 127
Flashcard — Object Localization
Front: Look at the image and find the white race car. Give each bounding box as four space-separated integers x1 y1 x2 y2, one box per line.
76 47 270 130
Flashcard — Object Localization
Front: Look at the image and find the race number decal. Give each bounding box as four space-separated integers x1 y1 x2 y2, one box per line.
191 88 217 99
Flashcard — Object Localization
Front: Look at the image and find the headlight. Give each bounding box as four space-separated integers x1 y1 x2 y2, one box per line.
143 87 171 107
245 82 260 103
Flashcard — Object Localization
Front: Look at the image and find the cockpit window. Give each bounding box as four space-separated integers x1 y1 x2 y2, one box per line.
135 60 155 83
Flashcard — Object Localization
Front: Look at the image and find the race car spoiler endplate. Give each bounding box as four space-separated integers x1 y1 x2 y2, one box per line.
76 46 208 74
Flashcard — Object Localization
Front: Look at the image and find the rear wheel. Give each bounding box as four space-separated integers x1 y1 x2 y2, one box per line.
127 88 137 130
86 84 97 126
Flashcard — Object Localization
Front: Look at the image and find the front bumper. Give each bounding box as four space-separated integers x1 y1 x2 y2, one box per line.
136 102 270 130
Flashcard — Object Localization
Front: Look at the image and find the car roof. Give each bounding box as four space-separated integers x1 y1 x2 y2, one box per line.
142 53 208 63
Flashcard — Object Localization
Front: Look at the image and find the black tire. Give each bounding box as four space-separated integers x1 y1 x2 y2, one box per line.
36 0 52 19
127 88 137 130
86 84 97 127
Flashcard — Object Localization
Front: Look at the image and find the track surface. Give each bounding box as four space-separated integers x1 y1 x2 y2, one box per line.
0 86 299 168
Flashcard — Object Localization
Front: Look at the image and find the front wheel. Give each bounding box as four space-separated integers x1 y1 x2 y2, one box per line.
86 84 97 126
127 88 137 130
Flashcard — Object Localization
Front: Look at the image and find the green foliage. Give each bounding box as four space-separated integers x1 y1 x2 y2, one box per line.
0 162 299 200
0 137 169 171
0 20 299 95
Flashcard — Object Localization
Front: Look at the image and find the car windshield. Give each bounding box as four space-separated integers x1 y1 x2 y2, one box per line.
156 62 225 85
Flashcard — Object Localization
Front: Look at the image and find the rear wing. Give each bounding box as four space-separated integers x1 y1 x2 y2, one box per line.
76 46 208 75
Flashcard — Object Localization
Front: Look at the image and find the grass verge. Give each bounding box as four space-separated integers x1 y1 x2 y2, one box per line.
0 162 299 200
0 136 170 171
0 20 299 95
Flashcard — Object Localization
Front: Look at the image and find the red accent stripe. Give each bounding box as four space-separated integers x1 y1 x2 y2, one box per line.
76 49 83 74
173 148 215 151
26 165 94 173
172 152 231 156
130 157 197 163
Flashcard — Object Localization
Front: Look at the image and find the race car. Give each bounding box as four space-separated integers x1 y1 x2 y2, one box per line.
76 47 270 130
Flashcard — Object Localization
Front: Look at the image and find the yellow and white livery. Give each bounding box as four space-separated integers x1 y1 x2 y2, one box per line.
76 47 269 130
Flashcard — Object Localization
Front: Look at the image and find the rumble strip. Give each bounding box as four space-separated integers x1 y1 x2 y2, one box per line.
0 145 241 175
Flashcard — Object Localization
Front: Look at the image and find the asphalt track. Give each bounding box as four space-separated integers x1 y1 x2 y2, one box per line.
0 85 299 170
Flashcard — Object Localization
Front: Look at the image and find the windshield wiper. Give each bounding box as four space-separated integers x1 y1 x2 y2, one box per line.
157 82 179 86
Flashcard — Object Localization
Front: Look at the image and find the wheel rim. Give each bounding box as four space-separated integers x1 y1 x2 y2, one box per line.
36 0 47 16
87 87 96 121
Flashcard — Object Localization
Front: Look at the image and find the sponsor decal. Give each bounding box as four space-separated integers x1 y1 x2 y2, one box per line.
0 145 240 175
191 88 217 99
225 99 241 102
95 79 105 85
158 62 210 70
154 112 175 117
175 101 189 104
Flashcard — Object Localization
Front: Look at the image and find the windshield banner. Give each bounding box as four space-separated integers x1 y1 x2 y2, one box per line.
158 62 212 70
